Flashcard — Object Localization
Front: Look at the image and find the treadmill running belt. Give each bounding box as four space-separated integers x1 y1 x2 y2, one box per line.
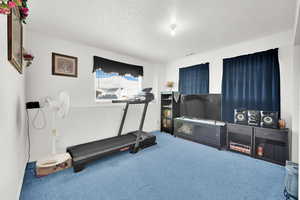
68 134 137 162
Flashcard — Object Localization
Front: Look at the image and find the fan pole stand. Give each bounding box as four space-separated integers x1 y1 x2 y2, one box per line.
51 111 57 155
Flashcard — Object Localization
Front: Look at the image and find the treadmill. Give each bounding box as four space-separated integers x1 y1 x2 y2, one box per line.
67 88 157 172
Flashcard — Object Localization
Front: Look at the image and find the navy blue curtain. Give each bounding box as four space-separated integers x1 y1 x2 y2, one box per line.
222 49 280 122
179 63 209 95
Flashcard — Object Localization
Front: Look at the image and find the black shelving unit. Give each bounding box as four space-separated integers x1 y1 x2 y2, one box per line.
253 127 289 165
160 91 180 134
227 123 289 165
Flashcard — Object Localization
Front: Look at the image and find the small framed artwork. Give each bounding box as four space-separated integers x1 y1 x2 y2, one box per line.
52 53 78 77
7 7 23 74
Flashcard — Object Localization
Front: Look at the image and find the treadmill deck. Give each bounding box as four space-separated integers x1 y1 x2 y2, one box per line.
67 133 137 163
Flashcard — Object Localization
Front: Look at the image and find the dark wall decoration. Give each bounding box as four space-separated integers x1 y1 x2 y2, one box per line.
7 7 23 74
52 53 78 77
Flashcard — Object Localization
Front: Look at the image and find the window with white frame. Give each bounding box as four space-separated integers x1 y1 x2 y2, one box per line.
95 69 142 101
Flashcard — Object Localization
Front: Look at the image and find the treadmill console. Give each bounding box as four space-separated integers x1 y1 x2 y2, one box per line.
142 88 152 93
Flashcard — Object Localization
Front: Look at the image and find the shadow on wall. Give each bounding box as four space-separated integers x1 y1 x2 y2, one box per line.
16 95 24 136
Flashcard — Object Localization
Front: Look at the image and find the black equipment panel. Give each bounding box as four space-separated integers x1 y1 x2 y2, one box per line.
260 111 279 128
248 110 260 126
234 109 248 125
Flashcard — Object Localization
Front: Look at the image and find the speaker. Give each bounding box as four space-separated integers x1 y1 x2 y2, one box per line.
234 109 248 125
248 110 260 126
260 111 279 128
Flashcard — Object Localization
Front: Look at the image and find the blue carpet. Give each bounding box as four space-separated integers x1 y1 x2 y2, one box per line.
20 132 285 200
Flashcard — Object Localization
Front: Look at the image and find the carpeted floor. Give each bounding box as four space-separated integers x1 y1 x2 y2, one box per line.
20 132 285 200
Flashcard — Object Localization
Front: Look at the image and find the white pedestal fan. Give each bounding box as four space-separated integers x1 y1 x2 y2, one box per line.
36 91 71 168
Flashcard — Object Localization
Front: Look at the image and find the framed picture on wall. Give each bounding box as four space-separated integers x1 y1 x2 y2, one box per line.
52 53 78 77
7 7 23 74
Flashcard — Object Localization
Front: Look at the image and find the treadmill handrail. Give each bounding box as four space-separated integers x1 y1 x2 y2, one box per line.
112 92 154 104
112 100 151 104
115 100 150 149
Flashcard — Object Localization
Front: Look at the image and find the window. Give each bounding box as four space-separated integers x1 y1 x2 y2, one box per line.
95 69 142 101
221 49 280 122
179 63 209 95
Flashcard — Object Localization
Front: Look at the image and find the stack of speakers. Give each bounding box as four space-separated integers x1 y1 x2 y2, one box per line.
234 109 279 128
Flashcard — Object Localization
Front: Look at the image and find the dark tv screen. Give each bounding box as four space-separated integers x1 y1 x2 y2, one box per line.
180 94 222 121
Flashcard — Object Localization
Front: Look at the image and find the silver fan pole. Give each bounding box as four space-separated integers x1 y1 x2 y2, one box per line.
51 111 57 155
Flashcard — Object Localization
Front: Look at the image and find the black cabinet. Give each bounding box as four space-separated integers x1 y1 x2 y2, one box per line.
174 118 227 150
227 123 253 156
254 127 289 165
160 92 180 134
227 123 289 165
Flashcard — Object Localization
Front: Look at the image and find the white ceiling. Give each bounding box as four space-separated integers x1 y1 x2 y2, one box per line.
28 0 297 63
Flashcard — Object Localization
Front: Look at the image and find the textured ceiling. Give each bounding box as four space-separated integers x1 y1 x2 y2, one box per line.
27 0 297 63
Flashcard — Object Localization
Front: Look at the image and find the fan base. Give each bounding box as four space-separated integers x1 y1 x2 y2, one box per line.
36 153 72 177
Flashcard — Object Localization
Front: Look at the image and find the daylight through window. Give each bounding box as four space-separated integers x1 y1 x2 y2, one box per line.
95 69 142 101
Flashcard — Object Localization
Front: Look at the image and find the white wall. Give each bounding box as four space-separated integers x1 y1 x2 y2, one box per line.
294 0 300 45
164 30 299 162
292 45 300 163
26 31 164 161
290 0 300 163
0 16 28 199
